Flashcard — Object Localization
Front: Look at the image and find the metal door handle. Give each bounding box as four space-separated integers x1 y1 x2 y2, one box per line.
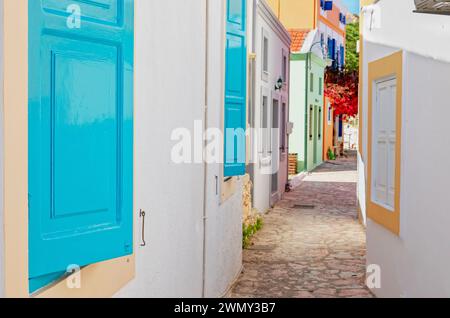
139 209 146 247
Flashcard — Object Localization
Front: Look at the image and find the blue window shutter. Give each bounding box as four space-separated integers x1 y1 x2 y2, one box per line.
28 0 134 293
224 0 247 177
340 45 345 66
330 39 336 68
324 1 333 11
320 0 325 9
328 38 333 59
332 39 336 57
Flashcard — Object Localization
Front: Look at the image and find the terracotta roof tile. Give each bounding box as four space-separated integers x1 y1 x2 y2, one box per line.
288 29 311 53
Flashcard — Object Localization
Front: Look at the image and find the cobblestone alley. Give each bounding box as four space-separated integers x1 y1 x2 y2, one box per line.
230 154 374 298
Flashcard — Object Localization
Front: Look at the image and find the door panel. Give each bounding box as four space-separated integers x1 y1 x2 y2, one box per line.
271 99 279 195
313 106 318 165
224 0 247 177
42 0 121 25
29 0 134 293
372 79 396 210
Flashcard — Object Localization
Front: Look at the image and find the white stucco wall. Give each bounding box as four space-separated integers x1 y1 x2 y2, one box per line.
116 0 243 298
363 0 450 65
251 0 291 214
289 59 306 164
115 0 206 297
366 51 450 298
361 0 450 298
203 0 243 298
0 0 4 298
357 153 366 226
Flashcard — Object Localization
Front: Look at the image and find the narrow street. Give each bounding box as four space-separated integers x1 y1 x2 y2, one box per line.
230 153 373 298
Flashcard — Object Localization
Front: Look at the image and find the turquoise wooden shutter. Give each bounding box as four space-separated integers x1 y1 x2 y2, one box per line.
28 0 134 293
224 0 247 177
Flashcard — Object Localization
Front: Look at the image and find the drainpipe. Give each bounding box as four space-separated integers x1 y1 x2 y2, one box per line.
202 0 209 298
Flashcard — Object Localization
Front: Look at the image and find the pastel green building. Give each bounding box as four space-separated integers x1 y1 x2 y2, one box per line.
289 30 327 173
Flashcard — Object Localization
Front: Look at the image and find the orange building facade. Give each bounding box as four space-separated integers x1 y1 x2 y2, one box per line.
322 97 335 160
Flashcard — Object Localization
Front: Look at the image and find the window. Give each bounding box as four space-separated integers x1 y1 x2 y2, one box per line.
319 77 323 95
282 50 288 82
271 99 279 157
372 78 397 211
327 101 332 125
324 1 333 11
261 95 269 157
327 37 333 60
367 50 402 236
263 37 268 72
318 107 322 140
262 32 269 80
309 106 313 141
310 73 314 92
280 103 287 153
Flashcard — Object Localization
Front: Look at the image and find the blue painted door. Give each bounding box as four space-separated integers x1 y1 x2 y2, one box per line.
224 0 247 177
28 0 134 293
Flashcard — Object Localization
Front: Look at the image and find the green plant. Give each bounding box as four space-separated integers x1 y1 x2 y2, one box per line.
328 148 336 161
345 22 360 73
242 217 263 249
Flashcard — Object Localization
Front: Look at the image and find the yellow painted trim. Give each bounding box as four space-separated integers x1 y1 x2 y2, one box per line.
360 0 376 7
3 0 135 298
318 16 345 38
4 0 29 298
358 36 363 160
366 51 403 236
36 256 135 298
221 177 237 202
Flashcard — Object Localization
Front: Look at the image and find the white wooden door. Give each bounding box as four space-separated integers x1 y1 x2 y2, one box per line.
372 78 397 210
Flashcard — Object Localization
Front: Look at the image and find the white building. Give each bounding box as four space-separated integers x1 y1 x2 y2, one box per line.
359 0 450 297
247 0 291 214
0 0 247 298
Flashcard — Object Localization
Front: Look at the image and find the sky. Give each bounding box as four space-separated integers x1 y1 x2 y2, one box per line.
342 0 360 14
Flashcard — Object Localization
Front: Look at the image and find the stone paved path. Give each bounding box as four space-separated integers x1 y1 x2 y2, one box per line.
230 154 374 298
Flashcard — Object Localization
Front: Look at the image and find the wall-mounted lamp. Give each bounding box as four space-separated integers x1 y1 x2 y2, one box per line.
275 77 283 91
308 41 326 70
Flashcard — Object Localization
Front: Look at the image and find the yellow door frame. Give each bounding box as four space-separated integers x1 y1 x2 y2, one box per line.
366 51 403 236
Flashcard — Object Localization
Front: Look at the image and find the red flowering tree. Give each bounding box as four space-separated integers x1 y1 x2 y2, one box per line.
324 69 359 119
